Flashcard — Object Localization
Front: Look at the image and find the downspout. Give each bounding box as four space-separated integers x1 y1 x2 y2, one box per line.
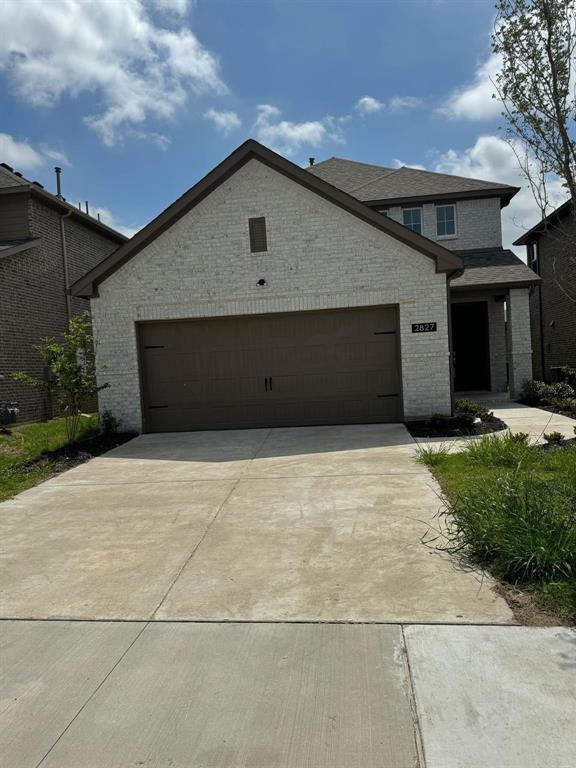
59 208 73 323
538 284 546 381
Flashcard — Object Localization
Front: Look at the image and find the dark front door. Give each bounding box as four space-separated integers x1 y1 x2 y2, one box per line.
138 306 402 432
451 301 491 391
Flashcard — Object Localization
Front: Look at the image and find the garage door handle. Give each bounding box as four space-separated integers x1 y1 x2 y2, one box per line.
269 376 273 391
264 377 268 391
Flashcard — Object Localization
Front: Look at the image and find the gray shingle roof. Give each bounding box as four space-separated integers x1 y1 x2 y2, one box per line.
307 157 518 205
450 248 540 290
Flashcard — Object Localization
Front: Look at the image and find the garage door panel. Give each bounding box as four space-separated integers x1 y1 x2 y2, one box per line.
139 307 401 432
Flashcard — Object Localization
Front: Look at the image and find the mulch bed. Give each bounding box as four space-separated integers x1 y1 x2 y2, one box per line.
406 414 507 438
14 431 137 476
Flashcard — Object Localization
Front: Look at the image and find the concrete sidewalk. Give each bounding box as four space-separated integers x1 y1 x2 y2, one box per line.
2 620 574 768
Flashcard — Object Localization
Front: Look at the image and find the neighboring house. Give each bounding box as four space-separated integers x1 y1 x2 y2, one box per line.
0 163 127 422
514 200 576 381
71 140 539 434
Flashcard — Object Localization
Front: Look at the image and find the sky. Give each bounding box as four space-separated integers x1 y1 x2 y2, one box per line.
0 0 568 251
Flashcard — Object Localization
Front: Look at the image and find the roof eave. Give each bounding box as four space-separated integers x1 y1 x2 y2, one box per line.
71 139 462 297
451 277 541 292
364 186 520 209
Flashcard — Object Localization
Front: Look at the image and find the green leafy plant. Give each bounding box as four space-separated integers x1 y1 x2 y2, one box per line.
560 366 576 390
100 408 120 435
12 312 108 444
520 379 574 405
454 399 491 421
544 431 565 445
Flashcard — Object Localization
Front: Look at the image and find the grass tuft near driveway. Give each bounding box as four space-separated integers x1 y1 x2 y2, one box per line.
0 415 114 502
418 433 576 624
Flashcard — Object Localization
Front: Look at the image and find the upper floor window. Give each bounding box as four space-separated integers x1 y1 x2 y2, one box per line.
436 205 456 237
403 208 422 234
528 240 540 275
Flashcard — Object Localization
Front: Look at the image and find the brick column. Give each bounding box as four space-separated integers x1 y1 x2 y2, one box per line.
488 297 507 392
506 288 533 397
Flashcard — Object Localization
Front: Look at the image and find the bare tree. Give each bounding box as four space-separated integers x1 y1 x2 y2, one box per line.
493 0 576 254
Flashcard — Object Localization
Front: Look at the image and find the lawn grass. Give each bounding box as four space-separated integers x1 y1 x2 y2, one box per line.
417 434 576 624
0 415 100 502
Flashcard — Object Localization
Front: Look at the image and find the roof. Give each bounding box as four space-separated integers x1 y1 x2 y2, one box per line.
307 157 519 208
71 139 462 298
450 248 541 291
513 199 573 245
0 163 128 244
0 238 41 260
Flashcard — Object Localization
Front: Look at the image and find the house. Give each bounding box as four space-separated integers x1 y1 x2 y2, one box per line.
71 139 540 434
0 163 127 422
513 200 576 381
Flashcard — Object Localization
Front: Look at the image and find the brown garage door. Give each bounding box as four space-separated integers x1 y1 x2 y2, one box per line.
138 306 401 432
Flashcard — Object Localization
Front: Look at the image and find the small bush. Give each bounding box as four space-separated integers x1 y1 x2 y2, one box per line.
455 399 491 420
100 409 120 435
439 473 576 584
416 444 450 467
560 366 576 390
547 382 575 401
428 413 451 429
520 380 549 404
548 397 576 414
464 432 533 468
519 379 574 405
544 431 565 446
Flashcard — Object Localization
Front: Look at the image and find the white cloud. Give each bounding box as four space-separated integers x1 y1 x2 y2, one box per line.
389 96 422 112
432 135 567 252
253 105 345 156
355 96 385 115
92 206 141 239
203 108 241 134
152 0 190 15
440 53 502 121
355 95 423 116
0 132 69 171
0 0 226 146
392 158 426 171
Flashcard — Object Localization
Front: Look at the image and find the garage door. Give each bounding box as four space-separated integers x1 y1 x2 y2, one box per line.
138 306 401 432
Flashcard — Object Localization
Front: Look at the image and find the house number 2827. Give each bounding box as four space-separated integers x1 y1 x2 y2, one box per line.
411 322 437 333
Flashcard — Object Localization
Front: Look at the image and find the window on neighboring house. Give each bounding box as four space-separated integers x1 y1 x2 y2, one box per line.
528 240 540 275
249 216 267 252
436 205 456 236
402 208 422 234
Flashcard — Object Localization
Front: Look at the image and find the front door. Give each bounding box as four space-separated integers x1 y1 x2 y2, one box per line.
451 301 491 391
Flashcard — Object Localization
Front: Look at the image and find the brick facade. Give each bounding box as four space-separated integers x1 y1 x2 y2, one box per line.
382 196 502 251
0 193 123 422
91 158 453 432
528 213 576 380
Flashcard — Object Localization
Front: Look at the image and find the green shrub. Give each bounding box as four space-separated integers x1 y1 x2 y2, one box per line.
560 366 576 390
548 397 576 414
416 444 450 467
428 413 451 429
455 399 491 420
547 382 575 401
464 432 533 468
439 473 576 584
519 379 574 405
544 431 565 445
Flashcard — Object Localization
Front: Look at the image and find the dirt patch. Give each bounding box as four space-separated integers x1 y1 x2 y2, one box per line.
406 414 507 439
494 583 571 627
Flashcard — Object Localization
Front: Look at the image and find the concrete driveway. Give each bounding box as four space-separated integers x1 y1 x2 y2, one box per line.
2 424 575 768
0 423 511 623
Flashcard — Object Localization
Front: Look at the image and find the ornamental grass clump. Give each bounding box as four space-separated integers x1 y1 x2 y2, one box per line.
439 473 576 585
464 431 534 469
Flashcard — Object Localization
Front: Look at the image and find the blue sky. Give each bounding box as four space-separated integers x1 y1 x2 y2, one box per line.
0 0 564 248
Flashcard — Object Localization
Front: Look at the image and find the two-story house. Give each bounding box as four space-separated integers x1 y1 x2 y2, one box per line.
69 139 539 434
513 200 575 381
0 162 127 422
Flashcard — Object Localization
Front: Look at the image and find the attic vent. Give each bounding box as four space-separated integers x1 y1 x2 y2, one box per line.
249 217 267 253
